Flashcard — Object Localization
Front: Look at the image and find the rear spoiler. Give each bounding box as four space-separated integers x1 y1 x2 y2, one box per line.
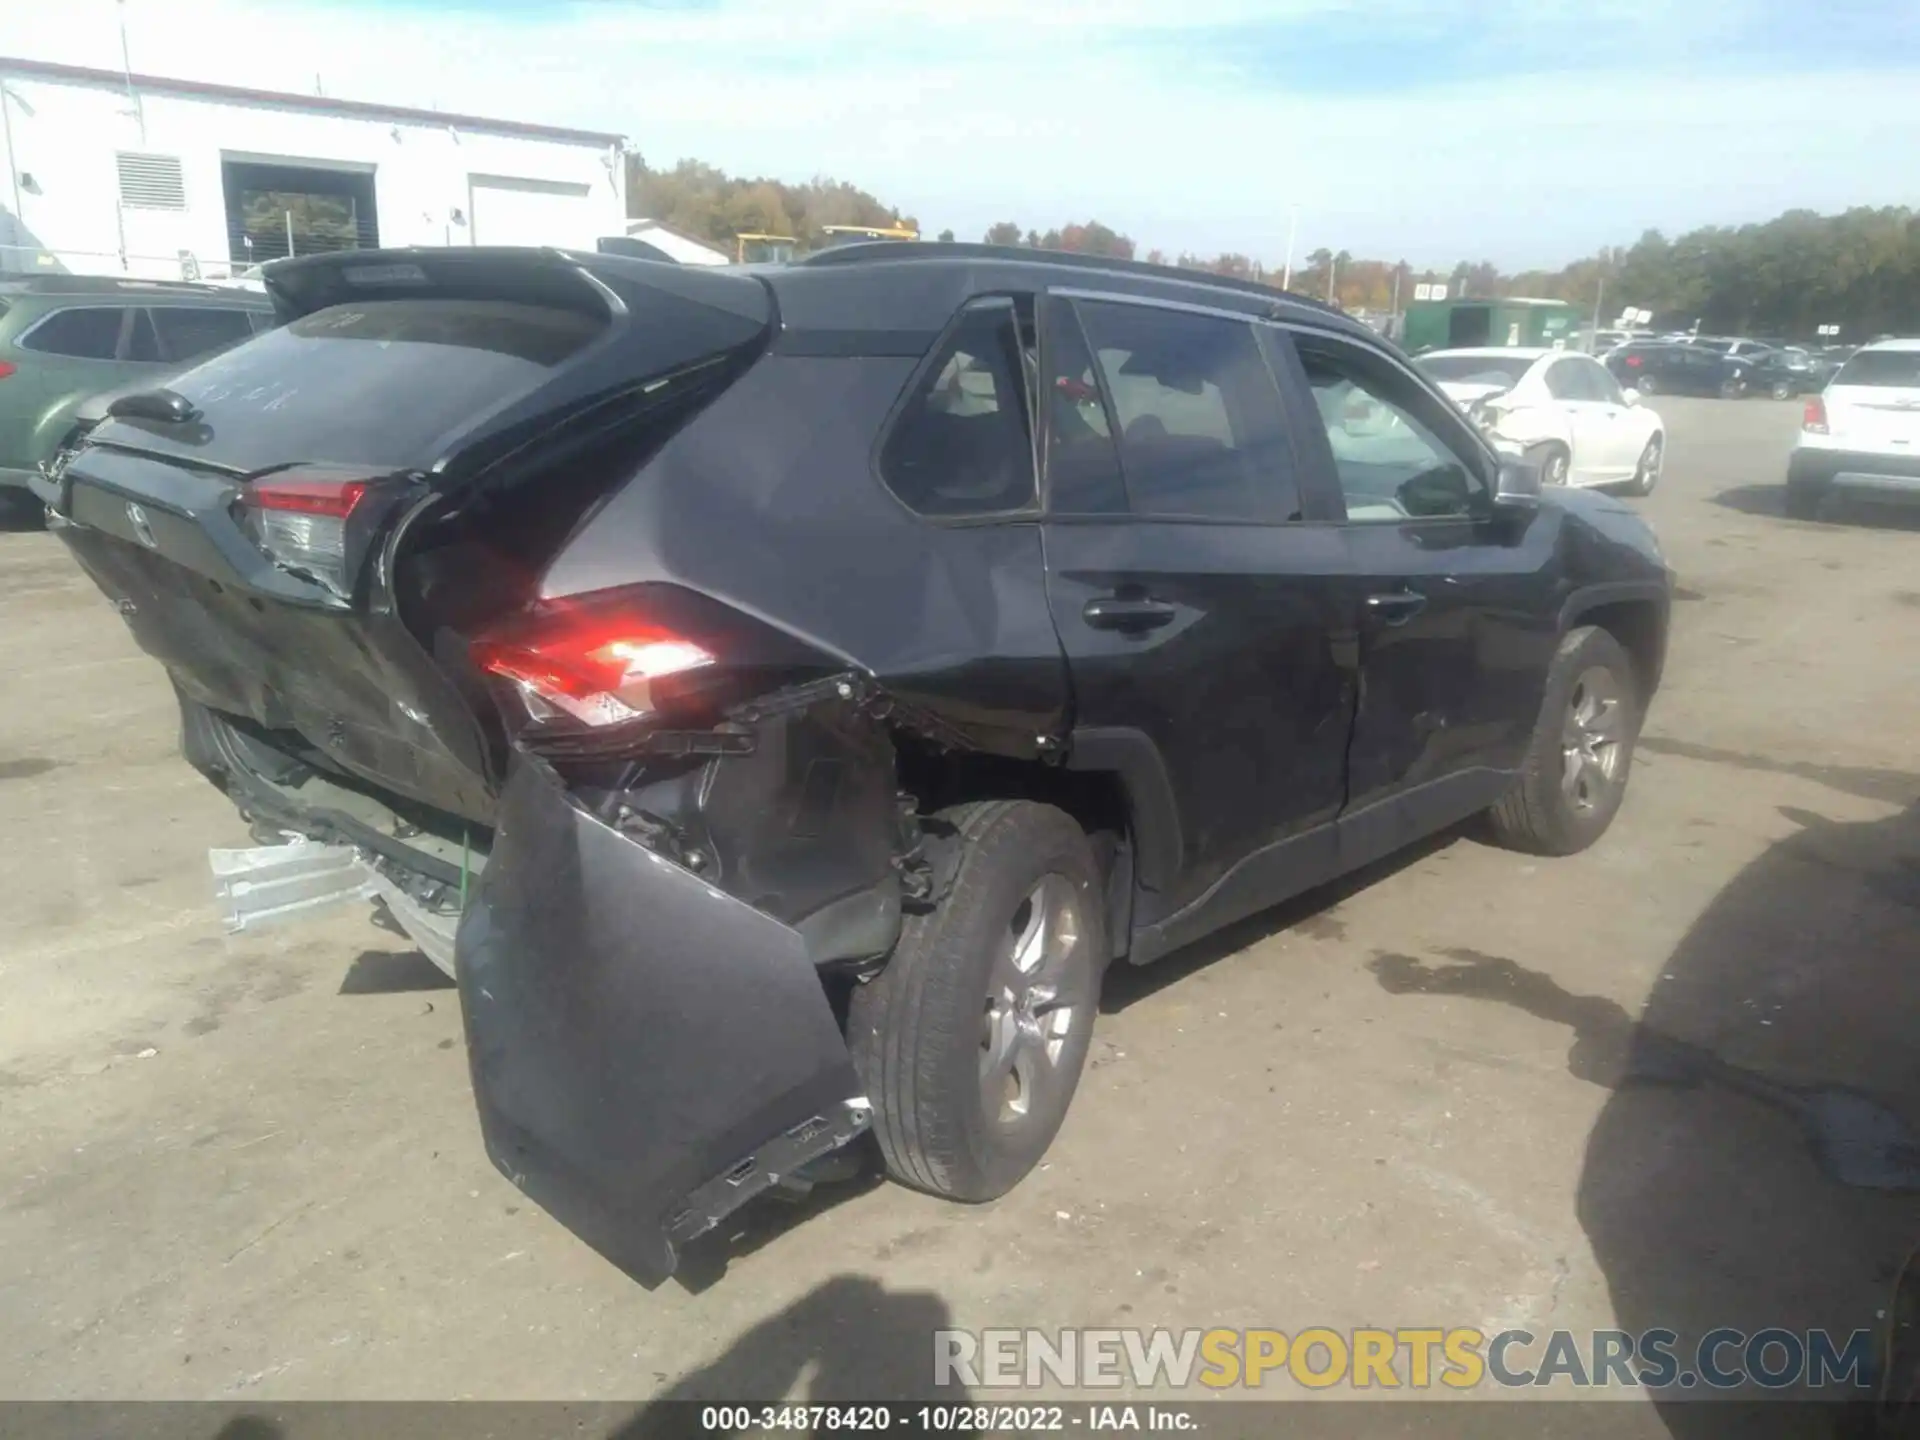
259 246 766 327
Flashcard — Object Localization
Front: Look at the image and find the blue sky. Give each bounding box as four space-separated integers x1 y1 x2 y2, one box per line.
6 0 1919 268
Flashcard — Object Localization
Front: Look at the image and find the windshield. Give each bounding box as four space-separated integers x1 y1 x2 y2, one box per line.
1833 350 1920 387
1417 355 1536 388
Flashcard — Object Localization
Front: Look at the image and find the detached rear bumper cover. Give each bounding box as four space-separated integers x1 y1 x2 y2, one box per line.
456 757 870 1285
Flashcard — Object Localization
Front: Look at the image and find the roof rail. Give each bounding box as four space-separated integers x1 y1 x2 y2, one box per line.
794 240 1350 320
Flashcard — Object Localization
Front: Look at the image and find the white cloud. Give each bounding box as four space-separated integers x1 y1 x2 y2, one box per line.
4 0 1916 266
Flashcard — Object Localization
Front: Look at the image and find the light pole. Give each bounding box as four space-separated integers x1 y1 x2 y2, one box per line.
1280 205 1298 291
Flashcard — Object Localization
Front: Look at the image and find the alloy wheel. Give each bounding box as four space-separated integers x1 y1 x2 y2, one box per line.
1562 666 1627 813
981 873 1086 1126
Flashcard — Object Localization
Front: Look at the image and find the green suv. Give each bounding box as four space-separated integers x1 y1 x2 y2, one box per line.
0 276 275 515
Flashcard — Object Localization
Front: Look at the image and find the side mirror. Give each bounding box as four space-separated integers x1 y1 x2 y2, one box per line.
1621 388 1641 406
1494 456 1542 510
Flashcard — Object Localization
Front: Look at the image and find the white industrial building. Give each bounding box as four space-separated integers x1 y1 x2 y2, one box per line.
0 57 629 281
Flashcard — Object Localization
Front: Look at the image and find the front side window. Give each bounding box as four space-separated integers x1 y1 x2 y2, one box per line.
879 300 1036 518
1076 299 1300 522
1297 339 1490 524
1584 360 1626 403
19 307 126 360
1544 360 1583 400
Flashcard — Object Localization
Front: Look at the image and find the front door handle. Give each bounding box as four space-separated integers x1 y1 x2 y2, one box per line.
1083 596 1177 632
1365 589 1428 626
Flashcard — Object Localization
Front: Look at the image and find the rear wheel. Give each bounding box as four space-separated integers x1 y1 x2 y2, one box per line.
1719 377 1744 400
848 800 1105 1202
1487 626 1639 856
1635 373 1659 397
1769 378 1793 401
1536 443 1571 488
1624 434 1663 497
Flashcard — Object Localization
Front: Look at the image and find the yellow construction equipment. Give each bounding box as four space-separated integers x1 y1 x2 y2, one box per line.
816 224 920 249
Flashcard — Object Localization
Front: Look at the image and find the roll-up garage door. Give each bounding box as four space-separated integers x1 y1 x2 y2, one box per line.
467 175 597 249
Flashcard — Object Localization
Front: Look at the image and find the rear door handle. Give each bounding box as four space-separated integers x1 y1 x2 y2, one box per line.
1083 596 1178 632
1365 589 1428 626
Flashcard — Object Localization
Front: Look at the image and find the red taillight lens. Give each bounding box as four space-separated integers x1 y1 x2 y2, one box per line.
471 594 715 728
236 473 372 595
1803 397 1828 433
1625 355 1642 367
0 360 16 381
249 477 368 518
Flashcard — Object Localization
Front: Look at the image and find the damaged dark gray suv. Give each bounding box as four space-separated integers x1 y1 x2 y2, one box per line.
40 243 1672 1284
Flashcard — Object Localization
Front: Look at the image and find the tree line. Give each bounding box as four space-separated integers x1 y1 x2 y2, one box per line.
978 208 1920 338
625 154 1918 339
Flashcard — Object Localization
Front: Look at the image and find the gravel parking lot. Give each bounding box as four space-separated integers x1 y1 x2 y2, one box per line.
2 397 1916 1419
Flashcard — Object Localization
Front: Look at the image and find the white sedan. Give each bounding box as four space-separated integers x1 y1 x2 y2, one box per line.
1416 347 1667 496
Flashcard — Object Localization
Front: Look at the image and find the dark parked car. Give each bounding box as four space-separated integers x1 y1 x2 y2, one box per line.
1604 341 1752 398
38 244 1674 1282
0 275 274 515
1738 348 1826 400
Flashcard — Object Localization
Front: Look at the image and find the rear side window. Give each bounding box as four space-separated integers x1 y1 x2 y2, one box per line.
1040 296 1127 515
19 306 126 360
154 298 606 471
1075 300 1300 522
151 306 256 362
879 300 1036 518
1834 351 1920 388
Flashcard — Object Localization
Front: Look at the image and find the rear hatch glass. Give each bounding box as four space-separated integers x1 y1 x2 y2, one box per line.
97 298 606 473
1827 350 1920 445
1832 351 1920 388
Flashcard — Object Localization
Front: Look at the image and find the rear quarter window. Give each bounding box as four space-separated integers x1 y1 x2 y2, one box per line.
879 299 1037 518
155 298 607 471
18 306 127 360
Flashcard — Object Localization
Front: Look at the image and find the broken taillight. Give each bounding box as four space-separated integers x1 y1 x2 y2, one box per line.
237 474 369 595
470 591 716 728
1803 396 1829 433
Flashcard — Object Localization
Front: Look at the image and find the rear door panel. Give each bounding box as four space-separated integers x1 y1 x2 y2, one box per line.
1036 292 1357 927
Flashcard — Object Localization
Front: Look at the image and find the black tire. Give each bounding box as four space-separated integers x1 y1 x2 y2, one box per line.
1784 481 1825 521
1486 626 1640 857
848 800 1106 1202
1769 379 1792 401
1635 373 1659 397
1535 443 1571 487
1719 377 1744 400
1624 434 1663 497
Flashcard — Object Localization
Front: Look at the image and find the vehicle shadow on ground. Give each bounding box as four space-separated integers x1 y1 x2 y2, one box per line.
611 1274 975 1437
1713 483 1920 532
1370 795 1920 1440
1100 825 1467 1014
337 947 457 994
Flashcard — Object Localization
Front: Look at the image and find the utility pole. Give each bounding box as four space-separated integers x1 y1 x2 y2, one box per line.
117 0 146 142
1390 263 1404 333
1591 274 1606 352
1280 205 1298 291
1326 253 1338 305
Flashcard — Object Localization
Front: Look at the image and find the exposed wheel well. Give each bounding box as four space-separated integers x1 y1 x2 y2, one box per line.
1575 600 1665 703
891 733 1135 958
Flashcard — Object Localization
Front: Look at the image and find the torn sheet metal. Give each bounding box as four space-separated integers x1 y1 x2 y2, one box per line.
209 839 461 978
